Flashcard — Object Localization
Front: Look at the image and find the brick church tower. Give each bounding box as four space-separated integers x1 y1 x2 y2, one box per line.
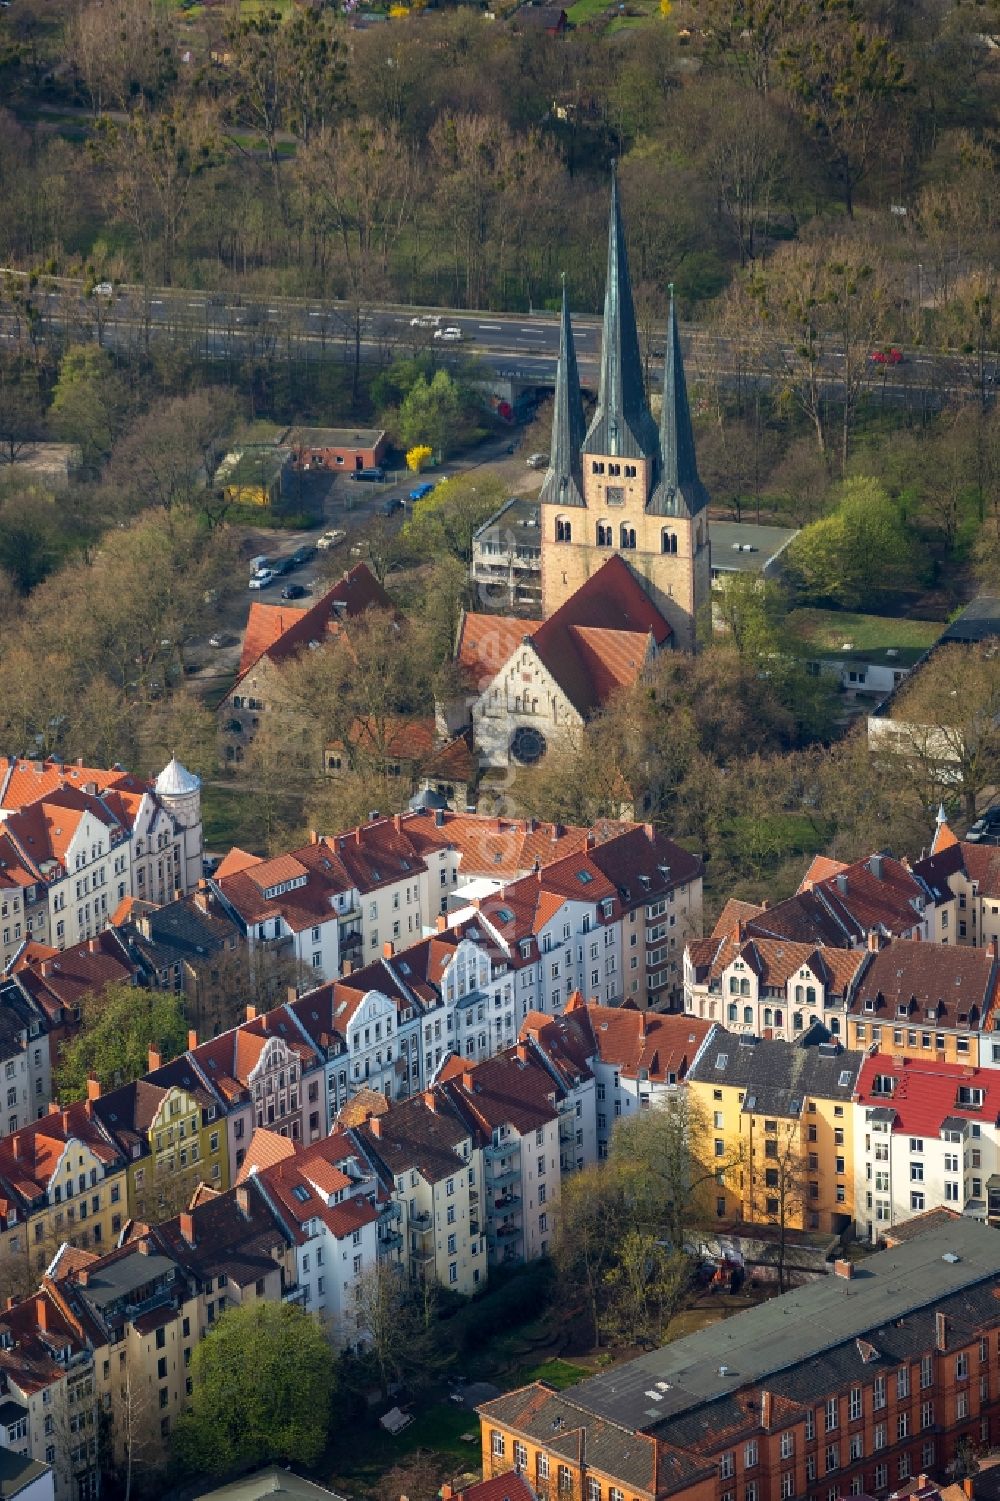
539 170 711 651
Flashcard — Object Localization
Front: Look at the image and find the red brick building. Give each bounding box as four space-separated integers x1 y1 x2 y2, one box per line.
479 1219 1000 1501
283 426 389 474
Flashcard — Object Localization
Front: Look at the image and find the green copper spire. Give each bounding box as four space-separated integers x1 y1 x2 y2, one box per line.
582 165 658 462
648 288 708 517
540 276 586 508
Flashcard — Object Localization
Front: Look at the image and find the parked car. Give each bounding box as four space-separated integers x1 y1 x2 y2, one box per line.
290 545 317 566
249 554 271 574
272 556 294 576
410 314 441 328
870 347 905 365
434 326 463 342
280 583 309 600
316 529 347 550
208 634 229 648
526 452 548 469
93 281 113 297
383 497 404 516
409 482 434 501
351 468 386 483
248 569 275 589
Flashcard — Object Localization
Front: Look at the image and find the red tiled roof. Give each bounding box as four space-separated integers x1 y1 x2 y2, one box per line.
440 1046 560 1137
456 614 541 693
855 1053 1000 1135
850 938 1000 1029
235 1128 298 1182
528 556 672 717
14 931 136 1022
234 563 391 689
454 1473 536 1501
577 1002 712 1084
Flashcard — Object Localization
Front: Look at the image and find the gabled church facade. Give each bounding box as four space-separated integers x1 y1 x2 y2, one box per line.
539 171 711 652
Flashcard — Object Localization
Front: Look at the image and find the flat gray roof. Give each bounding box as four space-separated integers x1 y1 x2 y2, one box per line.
474 496 541 539
569 1217 1000 1431
193 1467 344 1500
710 521 799 574
81 1250 177 1308
940 595 1000 644
282 426 385 448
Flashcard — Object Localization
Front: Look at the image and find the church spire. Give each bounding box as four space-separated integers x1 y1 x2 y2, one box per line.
648 288 708 518
582 164 658 462
540 276 586 508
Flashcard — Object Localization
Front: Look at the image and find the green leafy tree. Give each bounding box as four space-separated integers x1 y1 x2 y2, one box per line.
54 981 187 1101
398 369 465 460
402 474 506 563
49 346 134 470
174 1302 334 1476
783 476 921 610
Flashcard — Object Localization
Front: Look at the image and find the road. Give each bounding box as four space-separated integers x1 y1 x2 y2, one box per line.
0 271 982 402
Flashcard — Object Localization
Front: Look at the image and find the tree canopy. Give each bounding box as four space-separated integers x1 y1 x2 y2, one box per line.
54 981 188 1102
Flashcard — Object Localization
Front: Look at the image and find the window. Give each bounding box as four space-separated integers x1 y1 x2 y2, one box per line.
874 1422 886 1451
873 1376 886 1410
896 1367 909 1399
849 1387 862 1421
897 1413 908 1440
826 1398 838 1432
514 1442 527 1470
538 1456 550 1482
745 1441 758 1469
805 1412 816 1441
957 1391 968 1419
662 529 678 555
825 1445 839 1474
921 1401 934 1430
850 1434 863 1462
956 1353 969 1380
920 1353 933 1389
555 517 572 543
559 1467 573 1494
492 1432 505 1458
720 1453 734 1479
780 1432 794 1460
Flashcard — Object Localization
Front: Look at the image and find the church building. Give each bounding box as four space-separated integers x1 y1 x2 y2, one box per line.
539 171 711 652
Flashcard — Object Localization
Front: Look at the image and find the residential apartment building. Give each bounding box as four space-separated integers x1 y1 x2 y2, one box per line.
236 1129 381 1337
844 937 1000 1065
0 981 51 1138
478 1218 1000 1501
0 756 203 952
726 853 933 954
684 933 867 1044
46 1236 202 1475
438 1047 563 1266
93 1070 228 1221
915 816 1000 954
853 1053 1000 1240
0 1098 128 1300
353 1091 486 1294
0 1284 99 1501
686 1030 864 1234
116 885 247 1040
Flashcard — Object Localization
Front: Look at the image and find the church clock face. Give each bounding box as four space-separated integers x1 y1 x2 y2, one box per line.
510 726 547 765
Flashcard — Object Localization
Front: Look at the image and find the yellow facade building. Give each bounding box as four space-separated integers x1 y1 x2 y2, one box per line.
686 1031 863 1236
94 1070 229 1222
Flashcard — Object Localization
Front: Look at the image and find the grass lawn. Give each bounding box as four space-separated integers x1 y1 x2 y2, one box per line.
515 1358 587 1390
567 0 611 22
326 1401 479 1493
786 607 943 656
200 780 306 854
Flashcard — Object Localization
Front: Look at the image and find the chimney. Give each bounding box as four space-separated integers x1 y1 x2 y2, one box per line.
867 931 881 953
148 1046 162 1072
761 1391 772 1429
179 1211 195 1246
834 1259 854 1280
61 1110 70 1134
286 986 299 1004
989 938 999 961
586 830 596 850
197 878 207 891
551 823 564 842
40 960 53 977
246 1004 257 1022
836 874 848 895
35 1296 48 1331
86 1075 101 1102
394 815 402 833
461 1070 474 1092
436 915 448 933
87 938 99 954
310 830 320 845
441 1487 454 1501
423 1089 437 1113
964 1480 975 1500
434 808 445 828
870 855 883 880
193 890 209 914
368 1114 381 1138
515 1043 529 1063
342 960 353 977
187 1029 198 1051
236 1185 250 1218
10 1135 19 1160
935 1311 947 1351
78 1268 89 1287
383 941 395 959
47 1102 60 1116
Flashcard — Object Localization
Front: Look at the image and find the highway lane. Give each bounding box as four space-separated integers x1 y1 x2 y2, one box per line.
0 271 979 400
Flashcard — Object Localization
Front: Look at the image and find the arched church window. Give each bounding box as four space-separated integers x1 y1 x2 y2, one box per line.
556 517 572 543
620 524 636 550
662 530 678 555
597 522 612 547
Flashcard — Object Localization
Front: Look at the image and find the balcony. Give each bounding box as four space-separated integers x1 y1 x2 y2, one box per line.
487 1165 519 1189
559 1120 575 1144
379 1230 403 1252
282 1284 307 1304
485 1139 519 1161
410 1210 433 1231
490 1222 520 1241
494 1194 521 1211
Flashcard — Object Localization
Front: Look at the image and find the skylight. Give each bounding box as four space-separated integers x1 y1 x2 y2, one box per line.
576 870 594 884
292 1185 310 1203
